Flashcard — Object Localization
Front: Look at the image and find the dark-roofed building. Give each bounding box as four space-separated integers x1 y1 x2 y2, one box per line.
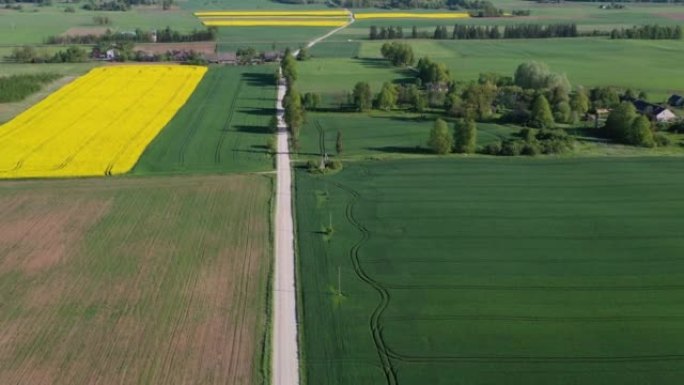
668 94 684 108
633 99 677 122
205 52 237 65
262 51 282 62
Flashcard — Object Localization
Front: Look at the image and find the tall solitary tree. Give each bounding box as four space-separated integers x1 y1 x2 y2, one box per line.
605 101 637 142
428 119 453 155
453 118 477 154
569 87 590 115
376 82 398 111
628 115 655 147
281 48 297 83
352 82 372 112
530 94 555 128
284 87 304 137
336 131 343 155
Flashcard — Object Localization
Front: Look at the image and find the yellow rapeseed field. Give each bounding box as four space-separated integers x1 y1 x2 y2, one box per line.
354 12 470 19
0 65 206 179
202 19 348 27
195 10 351 27
194 10 350 17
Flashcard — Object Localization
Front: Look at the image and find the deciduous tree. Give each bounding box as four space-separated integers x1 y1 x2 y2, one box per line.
454 118 477 154
530 94 555 128
428 118 453 155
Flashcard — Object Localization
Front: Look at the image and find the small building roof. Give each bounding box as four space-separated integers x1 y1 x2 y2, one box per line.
205 52 237 63
668 94 684 106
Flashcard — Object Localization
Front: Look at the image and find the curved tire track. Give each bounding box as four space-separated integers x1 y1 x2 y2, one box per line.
329 178 398 385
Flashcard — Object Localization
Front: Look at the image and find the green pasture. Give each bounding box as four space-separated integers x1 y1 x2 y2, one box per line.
134 65 275 175
296 111 513 161
340 38 684 101
296 157 684 385
0 6 201 45
297 56 406 101
182 0 326 11
330 3 684 41
300 38 684 102
216 26 335 53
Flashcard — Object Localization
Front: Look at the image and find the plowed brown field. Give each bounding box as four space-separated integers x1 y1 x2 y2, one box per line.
0 174 271 385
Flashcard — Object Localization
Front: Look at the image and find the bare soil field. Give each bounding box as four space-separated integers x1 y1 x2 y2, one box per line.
61 27 110 37
0 174 271 385
134 42 217 54
658 12 684 20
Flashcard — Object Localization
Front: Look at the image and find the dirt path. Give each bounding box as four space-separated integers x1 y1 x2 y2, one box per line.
271 12 353 385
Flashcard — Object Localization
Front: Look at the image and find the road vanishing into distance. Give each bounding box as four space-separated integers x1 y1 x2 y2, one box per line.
271 14 353 385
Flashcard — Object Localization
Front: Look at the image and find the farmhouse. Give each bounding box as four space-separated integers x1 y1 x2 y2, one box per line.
205 52 237 65
262 51 283 62
633 100 677 122
668 94 684 108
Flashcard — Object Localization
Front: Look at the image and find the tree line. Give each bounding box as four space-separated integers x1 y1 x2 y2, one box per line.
370 44 674 152
80 0 174 11
7 46 89 63
46 27 217 45
371 23 584 40
610 25 683 40
0 73 60 103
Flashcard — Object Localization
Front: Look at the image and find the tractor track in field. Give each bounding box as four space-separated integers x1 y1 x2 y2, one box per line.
56 72 174 173
177 69 227 166
315 120 326 156
226 192 258 384
328 177 398 385
383 345 684 364
328 178 684 373
215 80 243 165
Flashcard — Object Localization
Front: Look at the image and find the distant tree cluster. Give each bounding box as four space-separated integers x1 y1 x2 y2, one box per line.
502 23 578 38
7 45 88 63
80 0 174 11
281 49 307 144
83 0 130 11
156 27 217 42
482 128 573 156
333 0 508 12
281 48 297 84
428 118 476 154
371 23 582 41
369 26 405 40
380 42 415 66
416 57 451 85
610 25 683 40
605 102 655 147
46 27 217 45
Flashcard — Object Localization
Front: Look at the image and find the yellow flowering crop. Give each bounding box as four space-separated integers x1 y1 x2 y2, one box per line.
195 9 351 27
354 12 470 19
194 10 350 17
202 19 348 27
0 65 206 179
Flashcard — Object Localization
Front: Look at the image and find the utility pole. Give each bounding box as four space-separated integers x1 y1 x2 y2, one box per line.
338 265 342 296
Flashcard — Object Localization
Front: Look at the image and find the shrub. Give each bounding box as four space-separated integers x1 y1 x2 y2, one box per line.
500 139 524 156
327 160 343 170
654 133 672 147
481 141 502 155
